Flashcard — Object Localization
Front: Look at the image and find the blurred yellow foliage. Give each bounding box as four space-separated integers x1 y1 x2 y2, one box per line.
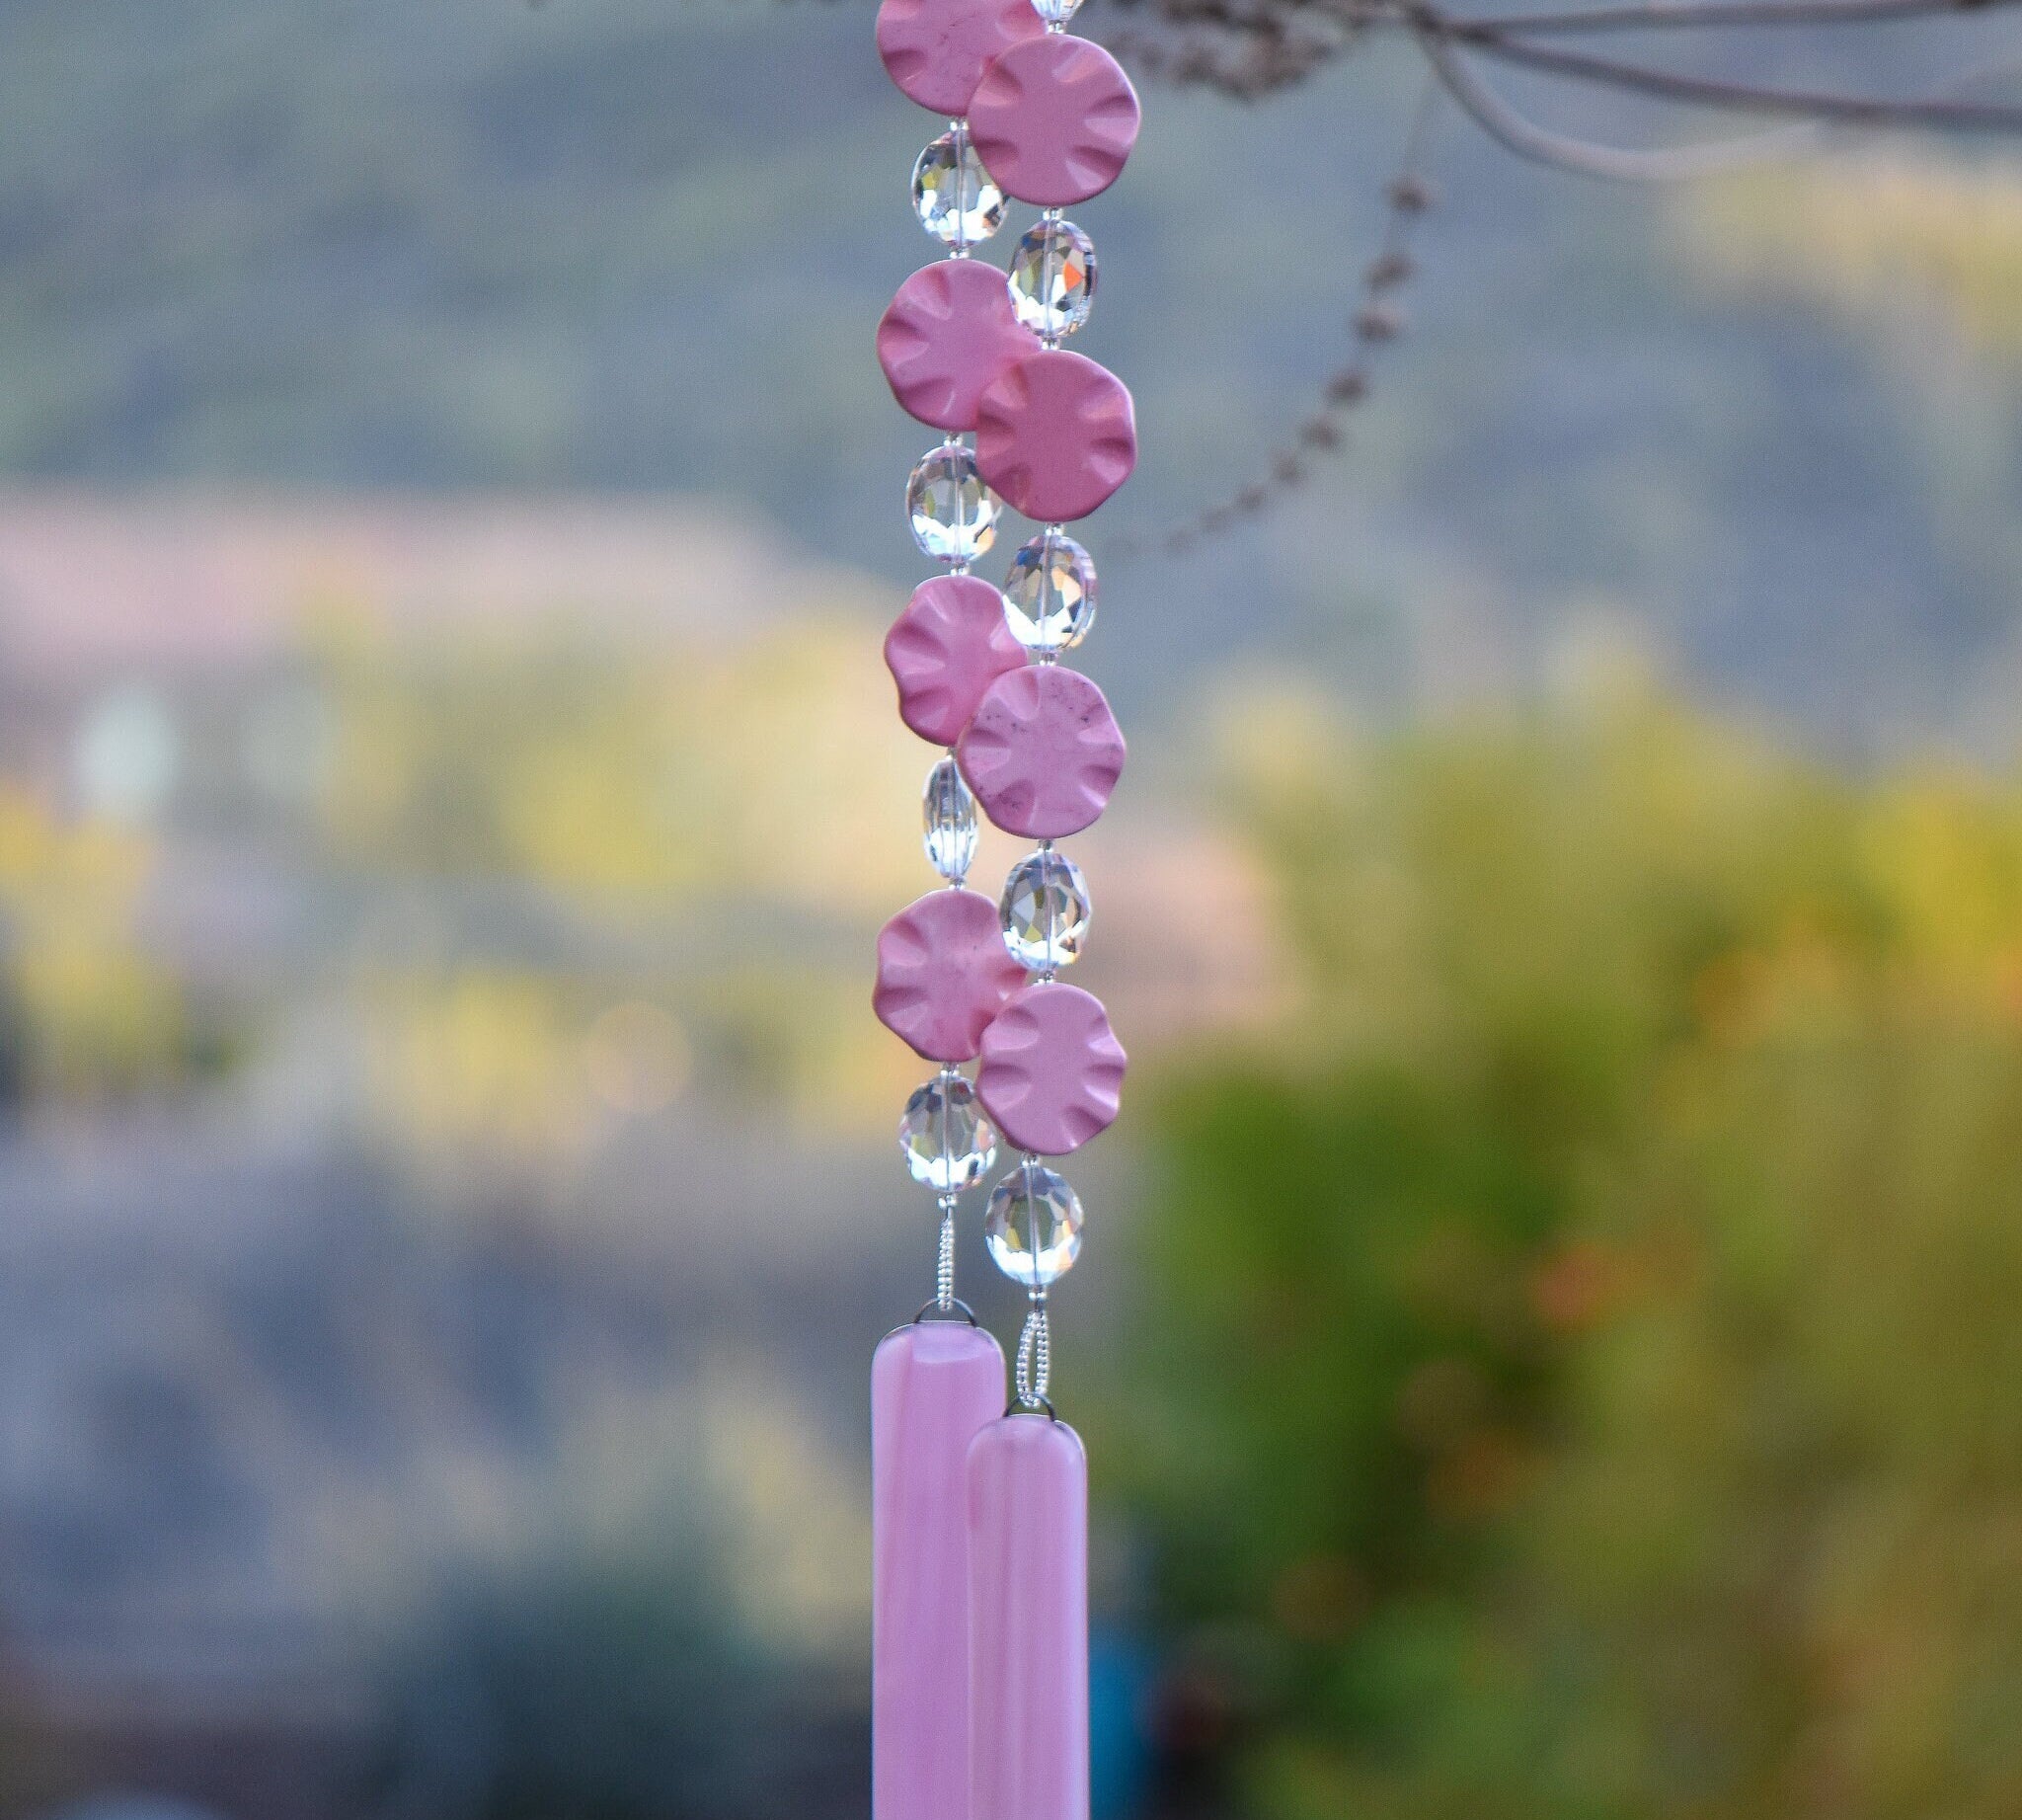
0 781 183 1098
367 967 586 1165
318 615 922 914
1678 154 2022 357
312 614 930 1156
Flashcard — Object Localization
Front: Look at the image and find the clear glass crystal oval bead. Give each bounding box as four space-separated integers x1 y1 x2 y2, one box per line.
1002 526 1097 654
923 754 980 882
911 127 1006 252
908 442 1000 565
985 1158 1084 1287
1000 846 1091 971
900 1072 997 1191
1032 0 1086 25
1009 216 1097 338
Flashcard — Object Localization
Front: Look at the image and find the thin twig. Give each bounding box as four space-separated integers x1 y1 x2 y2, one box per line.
1093 0 2022 554
1415 28 1822 176
1444 23 2022 128
1120 76 1442 560
1119 0 2022 135
1449 0 2021 35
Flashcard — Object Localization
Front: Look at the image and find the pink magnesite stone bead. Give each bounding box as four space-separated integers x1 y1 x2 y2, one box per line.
885 573 1027 748
879 260 1042 435
969 34 1141 207
875 887 1027 1063
975 350 1137 523
958 663 1125 840
876 0 1046 117
874 1320 1006 1820
976 983 1127 1155
969 1414 1090 1820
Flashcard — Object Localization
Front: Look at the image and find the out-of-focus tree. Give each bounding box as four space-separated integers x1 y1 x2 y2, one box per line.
1670 152 2022 638
366 1383 872 1820
1682 154 2022 361
308 612 934 1162
371 1541 814 1820
0 782 186 1103
315 613 921 914
1107 669 2022 1819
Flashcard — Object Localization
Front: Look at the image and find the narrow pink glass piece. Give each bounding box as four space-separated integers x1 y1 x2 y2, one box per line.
886 573 1027 747
875 1321 1008 1820
976 982 1127 1155
880 261 1042 434
877 0 1046 118
958 663 1126 839
975 351 1137 523
969 35 1141 206
969 1414 1090 1820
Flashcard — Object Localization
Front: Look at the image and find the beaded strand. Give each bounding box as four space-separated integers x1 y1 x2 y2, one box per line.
873 0 1140 1398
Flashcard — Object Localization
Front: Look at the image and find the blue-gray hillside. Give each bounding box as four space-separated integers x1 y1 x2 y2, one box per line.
0 0 2017 743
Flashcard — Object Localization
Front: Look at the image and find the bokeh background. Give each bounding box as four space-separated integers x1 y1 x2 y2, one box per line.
2 3 2022 1817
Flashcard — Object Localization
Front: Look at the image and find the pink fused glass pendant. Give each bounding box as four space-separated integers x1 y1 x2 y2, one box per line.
958 663 1126 839
976 982 1127 1155
969 1414 1091 1820
878 0 1047 117
880 261 1042 435
886 573 1027 747
975 351 1137 523
969 35 1140 206
874 1321 1007 1820
876 887 1027 1062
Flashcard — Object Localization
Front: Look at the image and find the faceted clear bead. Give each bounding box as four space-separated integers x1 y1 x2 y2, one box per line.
923 755 979 882
900 1073 997 1192
1001 846 1091 971
911 127 1005 252
1009 217 1097 339
1002 527 1097 654
985 1159 1084 1287
908 442 1000 565
1032 0 1086 24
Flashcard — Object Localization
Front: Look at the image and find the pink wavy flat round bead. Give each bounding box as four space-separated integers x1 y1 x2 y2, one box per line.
969 35 1140 207
885 573 1027 748
879 261 1042 435
975 983 1127 1155
957 663 1125 839
877 0 1046 117
975 350 1137 523
875 887 1027 1064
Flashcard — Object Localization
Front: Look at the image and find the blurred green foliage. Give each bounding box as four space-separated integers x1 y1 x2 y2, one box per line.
1112 676 2022 1820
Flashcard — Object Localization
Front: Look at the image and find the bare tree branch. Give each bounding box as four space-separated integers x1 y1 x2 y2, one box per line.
1114 76 1444 560
1448 0 2021 38
1438 21 2022 128
1411 27 1823 174
989 0 2022 552
1118 0 2022 138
